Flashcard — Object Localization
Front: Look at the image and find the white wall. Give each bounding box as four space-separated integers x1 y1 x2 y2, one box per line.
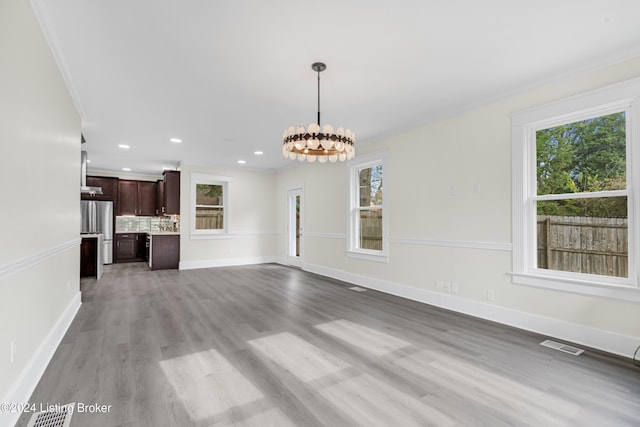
275 57 640 357
179 163 278 269
0 0 81 424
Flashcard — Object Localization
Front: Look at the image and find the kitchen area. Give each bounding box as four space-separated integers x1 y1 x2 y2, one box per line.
80 152 181 279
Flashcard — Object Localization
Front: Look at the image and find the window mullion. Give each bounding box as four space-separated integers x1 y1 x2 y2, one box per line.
534 189 628 201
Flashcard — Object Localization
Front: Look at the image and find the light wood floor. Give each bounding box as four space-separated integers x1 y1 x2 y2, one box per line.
16 263 640 426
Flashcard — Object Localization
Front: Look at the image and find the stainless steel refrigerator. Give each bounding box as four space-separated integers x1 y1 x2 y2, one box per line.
81 200 114 264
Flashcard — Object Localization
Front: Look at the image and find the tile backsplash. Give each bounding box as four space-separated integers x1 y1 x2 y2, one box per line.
116 215 180 232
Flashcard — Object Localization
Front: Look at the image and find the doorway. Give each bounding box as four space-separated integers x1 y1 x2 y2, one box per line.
287 188 303 267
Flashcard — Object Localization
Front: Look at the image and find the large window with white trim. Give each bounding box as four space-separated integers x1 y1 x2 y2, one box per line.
348 153 388 261
535 111 627 277
512 78 640 298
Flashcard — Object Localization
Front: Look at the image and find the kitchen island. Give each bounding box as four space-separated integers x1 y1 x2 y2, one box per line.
80 233 103 279
147 231 180 270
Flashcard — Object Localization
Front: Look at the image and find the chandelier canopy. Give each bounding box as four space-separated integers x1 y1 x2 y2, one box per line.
282 62 355 163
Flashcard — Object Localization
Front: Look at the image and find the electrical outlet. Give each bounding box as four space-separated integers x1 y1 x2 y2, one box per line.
10 340 15 363
452 282 459 294
436 280 444 290
487 290 496 301
443 282 451 293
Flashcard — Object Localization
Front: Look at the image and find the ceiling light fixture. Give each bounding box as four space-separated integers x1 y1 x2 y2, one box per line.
237 160 246 164
118 144 130 149
122 167 131 171
170 138 182 143
282 62 355 164
254 151 263 155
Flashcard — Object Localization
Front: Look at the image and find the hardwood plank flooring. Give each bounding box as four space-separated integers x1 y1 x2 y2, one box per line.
15 262 640 426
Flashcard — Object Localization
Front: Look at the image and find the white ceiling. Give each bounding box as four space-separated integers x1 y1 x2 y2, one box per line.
32 0 640 175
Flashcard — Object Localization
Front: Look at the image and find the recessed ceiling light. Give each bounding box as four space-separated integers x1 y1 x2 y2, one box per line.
237 160 246 164
122 167 131 171
162 167 173 170
118 144 130 149
87 159 91 163
170 138 182 143
254 151 263 155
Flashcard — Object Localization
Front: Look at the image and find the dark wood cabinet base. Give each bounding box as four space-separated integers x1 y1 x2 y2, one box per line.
80 237 98 277
150 235 180 270
115 233 147 262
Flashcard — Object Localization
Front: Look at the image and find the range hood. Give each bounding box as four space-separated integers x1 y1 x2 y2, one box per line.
80 150 103 195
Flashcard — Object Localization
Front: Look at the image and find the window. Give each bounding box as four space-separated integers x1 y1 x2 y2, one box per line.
536 112 627 277
196 183 224 230
191 173 231 237
512 78 640 298
348 153 388 262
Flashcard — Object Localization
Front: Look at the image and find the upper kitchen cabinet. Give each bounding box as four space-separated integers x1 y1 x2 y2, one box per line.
81 176 117 201
163 171 180 215
117 180 158 216
156 179 164 216
138 181 158 215
117 180 137 215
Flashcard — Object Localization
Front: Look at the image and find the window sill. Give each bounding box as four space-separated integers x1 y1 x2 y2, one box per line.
511 271 640 302
346 250 389 263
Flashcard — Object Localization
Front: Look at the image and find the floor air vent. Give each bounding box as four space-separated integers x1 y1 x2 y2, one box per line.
26 403 74 427
540 339 584 356
349 286 367 292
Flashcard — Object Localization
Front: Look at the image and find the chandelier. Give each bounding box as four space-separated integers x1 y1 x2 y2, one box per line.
282 62 355 163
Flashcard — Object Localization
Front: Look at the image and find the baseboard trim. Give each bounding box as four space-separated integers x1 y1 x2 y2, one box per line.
298 262 638 359
180 256 278 270
1 291 81 427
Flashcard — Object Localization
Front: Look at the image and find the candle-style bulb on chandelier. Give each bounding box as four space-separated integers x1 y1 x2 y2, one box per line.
282 62 355 163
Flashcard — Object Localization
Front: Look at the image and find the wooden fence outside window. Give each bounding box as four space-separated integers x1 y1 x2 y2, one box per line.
537 215 628 278
359 210 382 250
196 208 224 230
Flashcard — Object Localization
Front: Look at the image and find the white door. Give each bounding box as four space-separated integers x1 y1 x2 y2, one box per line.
286 188 303 267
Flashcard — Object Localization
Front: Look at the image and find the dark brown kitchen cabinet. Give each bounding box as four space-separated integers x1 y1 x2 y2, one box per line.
149 234 180 270
117 180 138 215
80 237 98 277
163 171 180 215
116 180 157 216
138 181 158 216
156 179 164 216
115 233 146 262
115 233 136 261
81 176 117 201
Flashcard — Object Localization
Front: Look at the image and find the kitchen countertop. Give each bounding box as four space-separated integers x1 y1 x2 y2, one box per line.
147 231 180 236
115 231 179 235
80 233 103 238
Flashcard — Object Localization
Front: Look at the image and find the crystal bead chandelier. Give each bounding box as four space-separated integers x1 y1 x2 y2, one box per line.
282 62 355 163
